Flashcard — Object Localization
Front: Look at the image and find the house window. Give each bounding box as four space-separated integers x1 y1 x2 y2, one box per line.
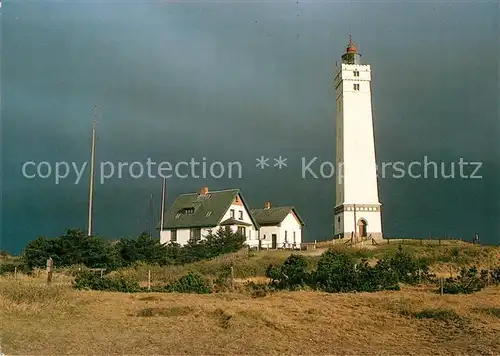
190 228 201 242
230 209 235 218
237 226 246 236
353 83 360 91
184 207 195 215
239 211 243 220
284 231 288 243
338 216 341 223
293 231 296 244
171 229 177 242
353 70 359 77
263 234 266 240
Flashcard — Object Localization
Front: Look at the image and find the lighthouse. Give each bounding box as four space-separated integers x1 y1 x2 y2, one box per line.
333 36 383 242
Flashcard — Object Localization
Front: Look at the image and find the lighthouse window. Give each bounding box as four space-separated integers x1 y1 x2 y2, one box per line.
353 83 360 91
353 70 360 77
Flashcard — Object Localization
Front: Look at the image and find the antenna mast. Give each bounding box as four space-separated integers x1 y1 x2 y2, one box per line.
149 193 154 238
87 105 97 236
160 178 166 233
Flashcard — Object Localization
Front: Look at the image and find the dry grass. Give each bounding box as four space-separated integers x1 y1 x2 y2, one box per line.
1 275 499 355
1 242 499 355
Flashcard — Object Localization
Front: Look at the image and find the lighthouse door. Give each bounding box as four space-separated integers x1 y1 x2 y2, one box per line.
358 220 367 238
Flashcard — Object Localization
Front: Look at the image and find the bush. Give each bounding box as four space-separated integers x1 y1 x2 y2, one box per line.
213 264 233 292
356 258 400 292
389 245 431 284
441 267 488 294
265 254 311 290
73 270 141 293
490 267 500 284
21 227 248 273
167 272 211 294
0 262 29 275
314 250 359 292
22 229 122 271
244 282 273 298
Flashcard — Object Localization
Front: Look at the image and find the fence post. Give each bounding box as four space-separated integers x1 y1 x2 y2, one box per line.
440 278 444 295
148 269 151 292
46 257 54 285
449 265 453 278
100 269 104 278
14 266 17 279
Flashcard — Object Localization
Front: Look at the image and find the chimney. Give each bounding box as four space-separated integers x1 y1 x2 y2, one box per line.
264 201 271 209
200 186 208 195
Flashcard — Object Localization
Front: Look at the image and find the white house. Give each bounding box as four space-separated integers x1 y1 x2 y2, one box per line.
159 187 260 247
250 201 305 250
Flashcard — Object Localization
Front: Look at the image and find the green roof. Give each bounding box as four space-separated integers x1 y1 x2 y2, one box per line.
250 206 305 227
160 189 259 229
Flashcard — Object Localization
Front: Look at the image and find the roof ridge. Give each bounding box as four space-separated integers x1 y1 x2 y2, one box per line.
178 188 239 196
251 205 293 210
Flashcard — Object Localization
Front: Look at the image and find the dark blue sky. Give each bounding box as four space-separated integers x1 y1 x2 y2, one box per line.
1 1 499 253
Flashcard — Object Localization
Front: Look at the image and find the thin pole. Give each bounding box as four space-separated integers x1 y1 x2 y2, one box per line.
353 204 357 244
149 194 154 238
88 106 97 237
160 177 166 232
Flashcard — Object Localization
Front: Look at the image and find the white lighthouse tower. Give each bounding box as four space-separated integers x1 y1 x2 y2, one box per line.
333 36 383 242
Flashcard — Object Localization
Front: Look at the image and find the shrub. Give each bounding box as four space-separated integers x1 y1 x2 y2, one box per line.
22 229 122 271
390 245 431 284
73 270 141 293
357 258 400 292
413 308 462 323
213 264 233 292
490 267 500 284
245 282 273 298
314 250 359 292
0 262 29 275
265 254 311 290
441 267 488 294
167 272 211 294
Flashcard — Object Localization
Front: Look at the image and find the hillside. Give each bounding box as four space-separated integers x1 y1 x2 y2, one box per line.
1 279 499 355
1 240 499 355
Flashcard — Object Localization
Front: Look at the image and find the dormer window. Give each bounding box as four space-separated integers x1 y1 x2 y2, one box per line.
183 207 195 215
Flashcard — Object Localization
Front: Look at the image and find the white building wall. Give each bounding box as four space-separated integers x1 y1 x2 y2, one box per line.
334 62 382 239
160 228 190 245
160 198 258 247
254 212 302 249
258 226 279 249
336 210 382 238
279 212 302 248
219 203 257 241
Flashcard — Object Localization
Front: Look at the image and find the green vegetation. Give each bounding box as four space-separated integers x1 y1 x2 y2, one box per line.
265 246 432 293
17 227 246 273
441 267 490 294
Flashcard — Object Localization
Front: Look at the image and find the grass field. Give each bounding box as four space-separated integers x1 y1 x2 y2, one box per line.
1 241 499 355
